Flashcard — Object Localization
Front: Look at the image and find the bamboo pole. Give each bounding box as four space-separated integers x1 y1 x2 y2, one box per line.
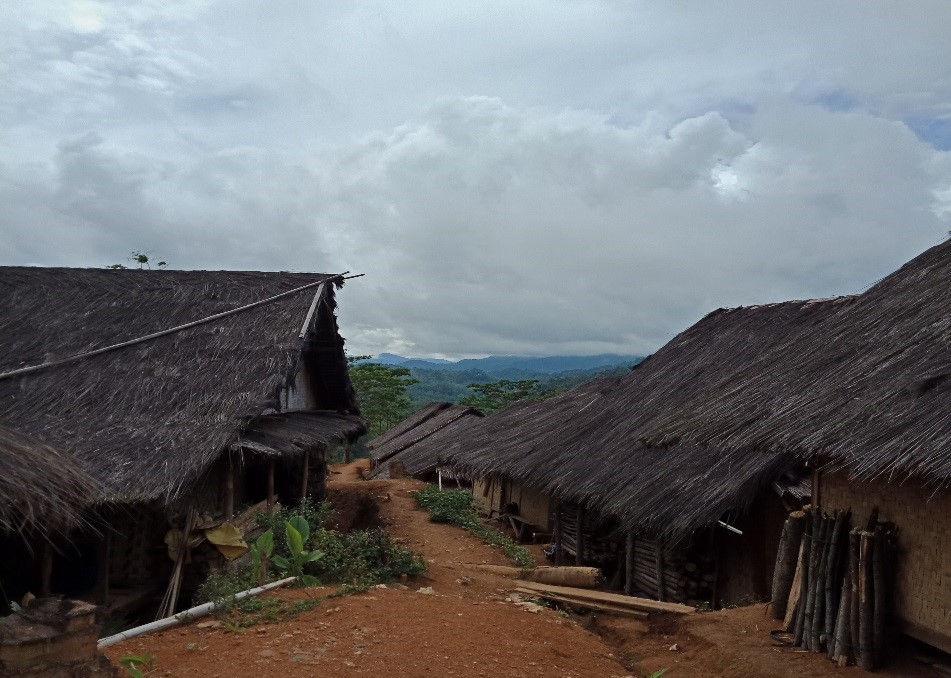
771 510 807 620
872 525 886 669
857 530 874 671
783 542 804 632
848 529 861 668
793 507 813 646
824 510 848 653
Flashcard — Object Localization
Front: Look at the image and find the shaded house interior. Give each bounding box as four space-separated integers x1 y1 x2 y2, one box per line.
0 268 366 617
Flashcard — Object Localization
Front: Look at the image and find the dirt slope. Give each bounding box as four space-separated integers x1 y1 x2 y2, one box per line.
104 461 946 677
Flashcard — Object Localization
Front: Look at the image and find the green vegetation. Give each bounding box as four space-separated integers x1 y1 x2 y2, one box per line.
414 486 535 568
348 357 420 436
195 499 425 627
118 653 154 678
406 364 633 411
458 378 542 414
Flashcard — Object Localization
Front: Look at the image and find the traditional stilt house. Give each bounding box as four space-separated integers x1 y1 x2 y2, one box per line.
0 268 366 615
639 239 951 652
367 402 483 480
444 297 853 607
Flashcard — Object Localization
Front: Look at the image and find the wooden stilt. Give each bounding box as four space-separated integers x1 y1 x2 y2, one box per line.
655 538 666 602
267 461 275 511
224 453 234 519
624 531 635 596
575 505 586 565
98 531 112 605
40 542 53 596
300 452 310 500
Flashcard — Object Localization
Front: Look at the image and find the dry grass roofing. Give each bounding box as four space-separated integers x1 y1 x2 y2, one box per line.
0 268 364 510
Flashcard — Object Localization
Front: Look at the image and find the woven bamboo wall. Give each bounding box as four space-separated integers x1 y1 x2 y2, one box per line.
818 470 951 652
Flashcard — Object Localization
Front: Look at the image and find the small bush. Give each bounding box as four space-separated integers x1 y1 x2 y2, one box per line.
414 486 535 569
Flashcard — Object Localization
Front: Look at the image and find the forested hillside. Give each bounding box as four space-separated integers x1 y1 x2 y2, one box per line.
362 355 643 410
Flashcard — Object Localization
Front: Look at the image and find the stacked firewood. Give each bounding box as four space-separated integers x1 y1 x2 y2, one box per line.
559 506 618 563
772 506 896 670
682 555 718 608
626 537 716 606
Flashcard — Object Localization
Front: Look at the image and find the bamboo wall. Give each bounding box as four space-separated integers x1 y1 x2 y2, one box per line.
818 469 951 652
472 477 552 532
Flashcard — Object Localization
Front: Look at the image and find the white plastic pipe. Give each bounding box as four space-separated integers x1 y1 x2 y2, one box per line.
97 577 297 648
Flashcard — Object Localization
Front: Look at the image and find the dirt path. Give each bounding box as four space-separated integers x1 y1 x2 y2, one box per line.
104 461 946 677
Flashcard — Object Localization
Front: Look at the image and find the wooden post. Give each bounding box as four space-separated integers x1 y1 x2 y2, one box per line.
224 453 234 519
575 505 586 565
344 445 351 464
40 542 53 596
655 538 666 602
300 452 310 501
624 531 635 596
267 461 275 511
553 502 563 566
98 531 112 605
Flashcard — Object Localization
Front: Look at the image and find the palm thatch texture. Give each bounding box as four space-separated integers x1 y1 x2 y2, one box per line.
444 297 856 542
0 425 97 535
641 239 951 487
0 267 363 508
366 403 484 478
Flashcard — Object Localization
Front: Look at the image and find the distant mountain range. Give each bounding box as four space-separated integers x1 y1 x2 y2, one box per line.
371 353 644 374
376 353 644 374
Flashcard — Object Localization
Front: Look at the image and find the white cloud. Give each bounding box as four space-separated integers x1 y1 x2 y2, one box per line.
2 2 951 357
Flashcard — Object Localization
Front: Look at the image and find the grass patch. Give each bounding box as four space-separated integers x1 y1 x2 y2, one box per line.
414 486 535 569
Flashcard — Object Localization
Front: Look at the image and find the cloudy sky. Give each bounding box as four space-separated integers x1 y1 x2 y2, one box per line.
2 2 950 358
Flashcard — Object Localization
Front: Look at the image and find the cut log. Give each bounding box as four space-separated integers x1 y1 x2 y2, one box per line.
460 564 602 588
831 526 857 666
624 531 635 596
771 510 807 620
872 524 886 669
782 540 805 632
514 580 694 614
793 509 813 645
825 510 849 654
848 529 861 668
857 530 874 671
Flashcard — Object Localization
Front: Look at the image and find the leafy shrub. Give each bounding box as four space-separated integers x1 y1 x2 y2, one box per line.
311 527 425 586
414 486 535 569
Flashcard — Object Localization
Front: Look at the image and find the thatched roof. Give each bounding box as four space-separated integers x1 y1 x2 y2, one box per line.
367 402 452 462
641 238 951 487
0 425 98 535
444 298 852 540
0 267 363 506
367 403 483 478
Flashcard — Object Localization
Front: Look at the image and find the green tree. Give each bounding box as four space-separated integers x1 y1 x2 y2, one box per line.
348 360 419 437
458 378 541 414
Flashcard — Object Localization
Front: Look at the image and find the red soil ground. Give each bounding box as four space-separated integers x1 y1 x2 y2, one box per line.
104 460 948 677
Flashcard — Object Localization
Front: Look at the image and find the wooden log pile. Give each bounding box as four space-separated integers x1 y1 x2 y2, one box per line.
624 536 717 606
558 504 618 563
775 506 896 670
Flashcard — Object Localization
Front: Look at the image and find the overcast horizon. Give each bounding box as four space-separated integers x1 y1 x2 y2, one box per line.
2 2 950 359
